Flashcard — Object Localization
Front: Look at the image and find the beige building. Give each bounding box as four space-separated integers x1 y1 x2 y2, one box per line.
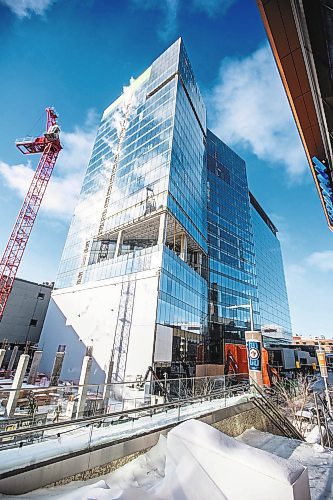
293 336 333 353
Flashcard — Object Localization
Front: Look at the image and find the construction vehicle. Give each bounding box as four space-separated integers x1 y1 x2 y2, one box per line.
0 108 61 320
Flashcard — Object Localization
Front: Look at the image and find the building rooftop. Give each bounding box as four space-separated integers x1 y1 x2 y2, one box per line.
249 191 278 235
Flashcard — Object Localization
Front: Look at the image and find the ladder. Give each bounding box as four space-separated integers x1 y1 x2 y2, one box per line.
111 279 136 382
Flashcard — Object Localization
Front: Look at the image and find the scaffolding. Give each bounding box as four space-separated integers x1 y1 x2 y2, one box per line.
111 279 136 382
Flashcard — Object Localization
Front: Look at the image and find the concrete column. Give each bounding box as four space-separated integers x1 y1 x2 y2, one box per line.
245 330 263 388
102 359 113 412
76 355 93 418
6 354 30 418
180 233 188 262
7 345 18 372
27 350 43 385
0 349 6 369
50 348 66 387
158 212 167 245
114 230 123 258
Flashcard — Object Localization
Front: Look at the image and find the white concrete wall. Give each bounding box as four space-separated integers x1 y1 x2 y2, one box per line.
39 269 160 384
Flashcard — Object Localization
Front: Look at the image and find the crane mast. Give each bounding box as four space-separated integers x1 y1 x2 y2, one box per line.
0 108 62 320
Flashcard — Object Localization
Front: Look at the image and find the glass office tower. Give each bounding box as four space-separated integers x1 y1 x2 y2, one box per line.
250 193 292 343
40 39 292 383
206 130 260 363
40 39 209 382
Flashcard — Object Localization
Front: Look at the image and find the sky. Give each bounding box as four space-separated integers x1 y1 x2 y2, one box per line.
0 0 332 337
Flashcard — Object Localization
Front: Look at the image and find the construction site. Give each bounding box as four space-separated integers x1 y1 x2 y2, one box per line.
0 0 333 495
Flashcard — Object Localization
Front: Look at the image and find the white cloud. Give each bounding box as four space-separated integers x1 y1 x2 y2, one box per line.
0 0 55 17
0 111 98 220
284 257 333 336
305 251 333 272
209 45 307 179
160 0 179 41
132 0 235 40
132 0 179 41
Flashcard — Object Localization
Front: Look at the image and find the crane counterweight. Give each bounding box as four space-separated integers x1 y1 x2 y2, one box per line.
0 108 62 320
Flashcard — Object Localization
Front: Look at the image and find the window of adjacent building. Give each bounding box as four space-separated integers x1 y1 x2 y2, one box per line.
29 319 38 327
37 292 45 300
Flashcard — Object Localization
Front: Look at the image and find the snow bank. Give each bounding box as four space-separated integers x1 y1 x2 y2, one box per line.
154 419 310 500
19 420 310 500
238 428 333 500
305 425 326 444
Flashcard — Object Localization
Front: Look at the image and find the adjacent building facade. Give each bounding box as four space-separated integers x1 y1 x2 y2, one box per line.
0 278 53 347
207 130 260 363
250 194 292 344
257 0 333 232
293 335 333 353
39 39 292 383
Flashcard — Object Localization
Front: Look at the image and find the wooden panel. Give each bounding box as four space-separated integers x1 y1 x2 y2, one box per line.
265 1 290 58
311 123 325 159
281 52 302 98
302 126 317 158
279 0 300 52
291 48 311 94
303 90 318 127
293 95 310 129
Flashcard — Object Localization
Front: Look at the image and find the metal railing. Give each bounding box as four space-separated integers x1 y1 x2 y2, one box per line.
0 373 249 437
0 376 251 477
249 380 304 441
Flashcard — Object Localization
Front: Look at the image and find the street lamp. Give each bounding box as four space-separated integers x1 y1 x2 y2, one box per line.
227 298 255 332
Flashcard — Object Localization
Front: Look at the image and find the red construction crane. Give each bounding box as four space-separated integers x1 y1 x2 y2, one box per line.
0 108 62 320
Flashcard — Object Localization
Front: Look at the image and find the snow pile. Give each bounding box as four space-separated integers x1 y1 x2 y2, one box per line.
305 425 326 444
152 419 309 500
238 428 333 500
17 420 310 500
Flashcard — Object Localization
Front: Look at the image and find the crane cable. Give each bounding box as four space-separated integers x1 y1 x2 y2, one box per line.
27 110 45 138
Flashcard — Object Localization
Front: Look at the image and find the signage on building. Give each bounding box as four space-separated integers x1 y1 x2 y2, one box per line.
317 350 328 378
246 339 262 372
312 157 333 227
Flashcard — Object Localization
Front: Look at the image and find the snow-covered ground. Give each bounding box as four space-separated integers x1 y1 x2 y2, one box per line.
0 394 250 475
238 428 333 499
3 420 311 500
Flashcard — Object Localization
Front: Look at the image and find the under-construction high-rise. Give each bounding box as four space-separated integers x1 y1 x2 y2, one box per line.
39 39 292 383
